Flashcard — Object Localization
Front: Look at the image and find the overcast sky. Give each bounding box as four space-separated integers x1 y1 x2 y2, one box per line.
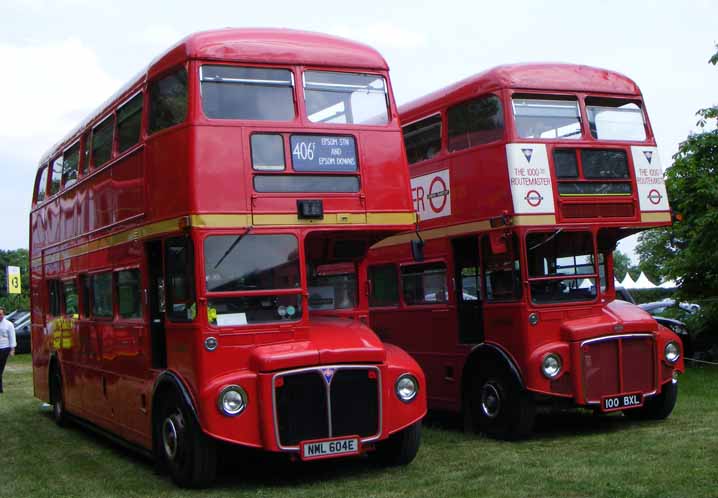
1 0 716 262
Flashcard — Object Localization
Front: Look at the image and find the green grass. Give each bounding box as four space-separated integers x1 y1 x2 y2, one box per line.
1 354 717 498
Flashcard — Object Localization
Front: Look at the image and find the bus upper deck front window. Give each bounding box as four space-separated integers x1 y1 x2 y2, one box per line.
586 97 647 141
513 96 581 139
204 234 302 326
304 71 389 125
526 230 597 304
200 65 295 120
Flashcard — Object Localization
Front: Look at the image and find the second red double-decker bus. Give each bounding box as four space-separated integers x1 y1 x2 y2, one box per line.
29 28 425 487
368 63 684 439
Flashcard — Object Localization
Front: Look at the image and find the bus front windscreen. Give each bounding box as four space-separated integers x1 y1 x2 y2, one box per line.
204 234 302 326
513 96 581 139
586 97 647 141
526 230 597 304
304 71 389 125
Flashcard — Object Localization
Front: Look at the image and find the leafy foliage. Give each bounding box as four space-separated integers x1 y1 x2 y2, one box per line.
0 248 30 311
636 44 718 341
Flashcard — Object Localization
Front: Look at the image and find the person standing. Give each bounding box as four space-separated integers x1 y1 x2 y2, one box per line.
0 307 17 394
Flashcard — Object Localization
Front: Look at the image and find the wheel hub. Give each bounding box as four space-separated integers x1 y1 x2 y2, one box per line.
162 415 182 460
480 383 501 418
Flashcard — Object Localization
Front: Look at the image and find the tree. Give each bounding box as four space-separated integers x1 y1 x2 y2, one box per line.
636 44 718 298
612 250 632 282
636 45 718 348
0 249 30 311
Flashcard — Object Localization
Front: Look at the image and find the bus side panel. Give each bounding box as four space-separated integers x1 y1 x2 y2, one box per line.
359 130 414 214
192 126 247 214
145 127 192 221
113 150 145 223
449 143 511 226
31 259 50 402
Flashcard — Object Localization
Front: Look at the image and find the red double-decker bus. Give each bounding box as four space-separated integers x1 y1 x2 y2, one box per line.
367 63 684 439
29 28 425 487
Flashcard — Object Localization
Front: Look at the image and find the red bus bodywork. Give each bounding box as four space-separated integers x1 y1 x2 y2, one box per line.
368 63 684 438
29 29 426 486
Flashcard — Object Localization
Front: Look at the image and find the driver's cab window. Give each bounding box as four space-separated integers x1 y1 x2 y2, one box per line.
308 263 357 311
482 234 522 301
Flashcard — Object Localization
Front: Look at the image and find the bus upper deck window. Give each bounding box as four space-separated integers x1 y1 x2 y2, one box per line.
512 96 581 140
586 97 647 141
304 71 389 125
149 68 188 133
200 65 295 121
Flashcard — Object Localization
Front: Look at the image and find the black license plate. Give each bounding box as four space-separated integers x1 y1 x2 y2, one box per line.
601 392 643 412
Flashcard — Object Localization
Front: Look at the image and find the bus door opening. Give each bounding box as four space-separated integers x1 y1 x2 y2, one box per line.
146 240 167 369
452 236 484 344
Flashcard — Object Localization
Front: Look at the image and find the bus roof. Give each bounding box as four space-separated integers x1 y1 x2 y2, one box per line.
38 28 388 168
400 63 641 120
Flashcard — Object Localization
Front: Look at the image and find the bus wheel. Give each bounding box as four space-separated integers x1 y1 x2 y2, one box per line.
468 366 534 440
155 391 217 488
372 422 421 466
50 364 67 427
624 382 678 421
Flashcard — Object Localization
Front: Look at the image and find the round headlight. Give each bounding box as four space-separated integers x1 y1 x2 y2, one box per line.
395 374 418 403
218 385 247 416
664 341 680 364
541 353 562 379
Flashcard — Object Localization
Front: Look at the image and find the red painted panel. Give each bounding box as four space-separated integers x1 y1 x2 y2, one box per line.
113 151 144 223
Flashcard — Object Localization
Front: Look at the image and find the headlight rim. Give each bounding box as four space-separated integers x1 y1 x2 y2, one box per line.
217 384 248 417
395 373 419 403
664 341 681 364
541 352 563 379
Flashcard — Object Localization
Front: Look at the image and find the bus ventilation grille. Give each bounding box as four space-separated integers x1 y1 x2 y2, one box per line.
274 366 380 448
561 203 634 219
582 335 655 403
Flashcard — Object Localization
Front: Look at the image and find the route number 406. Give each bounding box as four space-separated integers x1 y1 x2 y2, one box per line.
293 141 316 161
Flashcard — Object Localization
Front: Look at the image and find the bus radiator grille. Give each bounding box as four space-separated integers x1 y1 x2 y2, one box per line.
582 335 655 403
274 366 380 448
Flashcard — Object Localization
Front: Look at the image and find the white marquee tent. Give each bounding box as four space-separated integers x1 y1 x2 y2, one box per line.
634 272 657 289
620 273 637 289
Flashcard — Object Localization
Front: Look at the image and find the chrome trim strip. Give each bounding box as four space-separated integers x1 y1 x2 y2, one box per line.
271 364 382 452
580 333 653 347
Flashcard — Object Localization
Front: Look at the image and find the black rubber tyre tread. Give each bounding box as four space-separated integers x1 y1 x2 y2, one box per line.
467 361 535 440
154 390 217 488
372 422 422 466
624 381 678 421
50 363 67 428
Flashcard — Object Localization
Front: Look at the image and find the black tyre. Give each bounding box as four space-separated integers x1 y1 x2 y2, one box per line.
465 364 535 440
50 363 67 427
372 422 421 466
624 381 678 421
154 390 217 488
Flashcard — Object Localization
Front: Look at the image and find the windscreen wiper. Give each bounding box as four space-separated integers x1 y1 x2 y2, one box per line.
213 227 252 269
528 228 562 252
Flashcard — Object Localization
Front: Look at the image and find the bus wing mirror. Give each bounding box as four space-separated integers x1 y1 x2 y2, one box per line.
489 231 508 254
411 240 425 262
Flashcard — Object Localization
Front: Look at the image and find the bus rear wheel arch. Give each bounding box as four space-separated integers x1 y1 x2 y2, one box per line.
153 387 217 488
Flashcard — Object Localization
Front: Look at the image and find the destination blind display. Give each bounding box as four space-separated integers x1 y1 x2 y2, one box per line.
291 135 357 171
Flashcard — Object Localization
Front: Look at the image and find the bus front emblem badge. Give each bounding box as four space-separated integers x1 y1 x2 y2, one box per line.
643 151 653 164
322 368 335 384
521 148 533 163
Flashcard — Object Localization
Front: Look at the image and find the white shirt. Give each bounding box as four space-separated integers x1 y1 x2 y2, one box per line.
0 318 16 349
